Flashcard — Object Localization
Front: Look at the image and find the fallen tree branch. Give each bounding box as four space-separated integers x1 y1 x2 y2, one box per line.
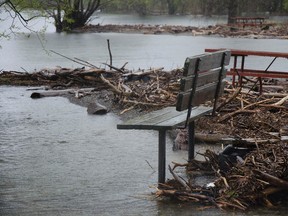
218 109 257 123
254 170 288 189
272 95 288 106
217 87 241 111
168 165 190 190
74 57 99 69
102 63 125 73
50 50 92 68
259 104 288 110
122 98 166 107
243 98 275 110
100 74 131 96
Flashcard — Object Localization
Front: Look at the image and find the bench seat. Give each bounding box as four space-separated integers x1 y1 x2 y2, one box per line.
117 106 213 130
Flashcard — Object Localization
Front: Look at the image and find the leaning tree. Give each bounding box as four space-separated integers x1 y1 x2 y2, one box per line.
1 0 102 33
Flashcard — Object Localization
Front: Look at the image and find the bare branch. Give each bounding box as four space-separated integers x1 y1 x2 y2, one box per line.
4 0 29 23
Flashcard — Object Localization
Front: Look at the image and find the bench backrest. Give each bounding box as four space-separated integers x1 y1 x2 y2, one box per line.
176 50 231 126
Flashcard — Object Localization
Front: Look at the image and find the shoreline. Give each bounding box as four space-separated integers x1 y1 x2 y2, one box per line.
74 23 288 39
1 68 287 145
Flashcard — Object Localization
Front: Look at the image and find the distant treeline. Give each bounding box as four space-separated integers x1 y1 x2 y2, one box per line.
104 0 288 16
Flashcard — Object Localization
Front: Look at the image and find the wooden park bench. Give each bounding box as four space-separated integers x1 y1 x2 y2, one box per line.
117 50 231 184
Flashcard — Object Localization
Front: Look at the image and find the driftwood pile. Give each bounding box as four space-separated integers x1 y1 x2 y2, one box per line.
0 67 112 89
78 23 288 39
156 84 288 210
98 66 180 114
157 140 288 210
196 86 288 143
0 64 182 114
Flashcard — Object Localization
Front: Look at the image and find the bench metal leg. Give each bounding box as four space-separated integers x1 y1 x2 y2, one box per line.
158 130 166 184
188 121 195 162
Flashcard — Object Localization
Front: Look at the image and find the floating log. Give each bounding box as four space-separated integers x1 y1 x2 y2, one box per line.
31 89 72 98
30 88 95 99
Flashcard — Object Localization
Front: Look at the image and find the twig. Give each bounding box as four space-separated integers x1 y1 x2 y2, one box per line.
102 63 124 73
100 74 130 96
74 57 99 69
220 176 230 189
50 50 91 68
120 105 135 115
171 161 188 170
122 99 164 107
107 39 112 69
120 62 129 70
145 160 155 171
168 165 190 190
243 98 274 110
217 87 241 111
20 67 28 73
272 95 288 106
218 109 257 123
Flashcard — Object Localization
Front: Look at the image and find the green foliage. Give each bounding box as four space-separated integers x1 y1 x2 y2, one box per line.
284 0 288 11
11 0 43 9
106 0 287 15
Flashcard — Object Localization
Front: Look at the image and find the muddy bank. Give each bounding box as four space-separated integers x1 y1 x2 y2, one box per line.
75 23 288 39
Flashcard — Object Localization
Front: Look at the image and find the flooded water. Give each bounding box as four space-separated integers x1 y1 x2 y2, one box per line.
0 86 186 215
2 87 287 216
1 12 288 215
1 12 288 72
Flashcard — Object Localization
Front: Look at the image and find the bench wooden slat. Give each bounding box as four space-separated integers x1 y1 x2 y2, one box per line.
156 106 213 127
176 81 225 111
183 51 230 76
180 68 227 92
117 107 182 130
117 107 177 128
117 106 212 130
136 107 186 127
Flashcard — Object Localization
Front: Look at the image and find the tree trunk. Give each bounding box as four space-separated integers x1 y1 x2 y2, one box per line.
204 0 214 16
62 11 88 31
167 0 177 15
52 0 101 33
228 0 238 24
